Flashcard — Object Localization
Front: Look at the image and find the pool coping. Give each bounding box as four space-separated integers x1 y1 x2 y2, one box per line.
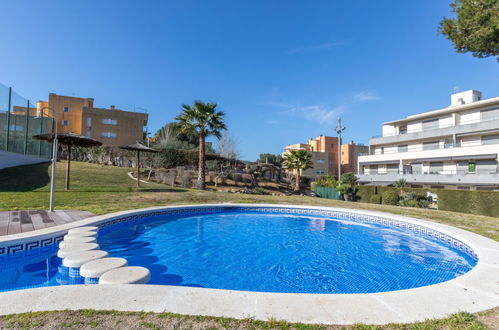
0 203 498 325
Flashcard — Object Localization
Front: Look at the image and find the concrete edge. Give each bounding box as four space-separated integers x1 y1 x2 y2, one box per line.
0 203 498 325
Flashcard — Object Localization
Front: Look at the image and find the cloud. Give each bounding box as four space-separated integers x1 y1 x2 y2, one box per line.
289 104 347 125
354 91 381 102
285 41 344 55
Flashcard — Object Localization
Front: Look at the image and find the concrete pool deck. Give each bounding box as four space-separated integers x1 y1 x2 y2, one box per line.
0 204 498 325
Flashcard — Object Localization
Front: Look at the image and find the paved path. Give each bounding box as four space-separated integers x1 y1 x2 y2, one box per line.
0 210 95 236
0 150 49 170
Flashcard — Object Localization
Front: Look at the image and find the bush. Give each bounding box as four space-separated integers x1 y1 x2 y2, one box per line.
382 190 400 205
437 189 499 217
312 175 337 188
369 194 382 204
399 192 432 208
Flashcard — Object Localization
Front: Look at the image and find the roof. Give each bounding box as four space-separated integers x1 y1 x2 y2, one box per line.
120 143 157 152
384 96 499 126
33 132 102 147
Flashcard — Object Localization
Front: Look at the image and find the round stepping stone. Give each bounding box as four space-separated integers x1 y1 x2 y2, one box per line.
59 236 97 248
80 257 128 278
57 243 100 258
63 231 97 240
99 266 151 284
63 250 109 268
68 226 99 235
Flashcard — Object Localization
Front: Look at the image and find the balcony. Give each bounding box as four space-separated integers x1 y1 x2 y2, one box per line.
370 117 499 145
358 169 499 186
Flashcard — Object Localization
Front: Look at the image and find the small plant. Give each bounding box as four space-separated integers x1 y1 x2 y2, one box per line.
312 175 338 188
381 190 400 206
399 191 432 208
393 178 407 188
338 172 359 201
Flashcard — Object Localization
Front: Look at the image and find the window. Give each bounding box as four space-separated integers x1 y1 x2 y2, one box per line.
87 117 92 127
316 170 325 175
397 144 408 153
422 118 438 130
482 134 499 145
102 118 118 125
468 161 476 173
316 159 324 164
63 120 68 126
423 141 439 150
63 106 69 112
101 132 117 138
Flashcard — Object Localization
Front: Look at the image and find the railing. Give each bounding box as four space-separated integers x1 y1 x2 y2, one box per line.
0 83 54 158
369 140 498 155
372 112 499 139
362 169 497 176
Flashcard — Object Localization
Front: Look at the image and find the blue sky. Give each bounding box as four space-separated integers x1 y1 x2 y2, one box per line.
1 0 498 160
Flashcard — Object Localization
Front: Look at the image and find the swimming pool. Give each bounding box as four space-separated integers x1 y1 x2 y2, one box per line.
0 206 477 294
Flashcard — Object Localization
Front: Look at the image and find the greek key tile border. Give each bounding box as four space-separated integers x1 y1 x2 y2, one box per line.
0 206 478 261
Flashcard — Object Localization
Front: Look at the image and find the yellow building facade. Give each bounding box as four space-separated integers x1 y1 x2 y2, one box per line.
36 94 148 146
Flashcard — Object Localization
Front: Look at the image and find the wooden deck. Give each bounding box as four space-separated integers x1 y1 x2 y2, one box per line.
0 210 95 236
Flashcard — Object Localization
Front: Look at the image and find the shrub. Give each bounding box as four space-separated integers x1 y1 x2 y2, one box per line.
399 192 431 208
382 190 400 205
312 175 337 188
369 194 382 204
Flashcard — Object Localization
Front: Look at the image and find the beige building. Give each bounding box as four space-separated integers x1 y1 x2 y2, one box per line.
341 141 369 174
284 135 365 178
36 93 148 146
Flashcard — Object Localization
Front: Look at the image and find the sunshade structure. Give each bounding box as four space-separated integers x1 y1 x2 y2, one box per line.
119 142 158 187
33 132 102 190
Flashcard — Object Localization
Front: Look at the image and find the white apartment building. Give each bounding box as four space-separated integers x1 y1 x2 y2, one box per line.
358 90 499 190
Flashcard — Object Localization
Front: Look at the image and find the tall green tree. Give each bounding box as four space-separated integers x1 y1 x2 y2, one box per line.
282 150 313 191
175 101 226 190
439 0 499 61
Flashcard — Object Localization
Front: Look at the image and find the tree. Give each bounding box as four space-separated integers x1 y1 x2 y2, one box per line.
393 178 407 194
152 122 198 150
339 172 359 201
282 150 313 191
216 131 240 161
257 153 283 166
175 101 226 190
439 0 499 61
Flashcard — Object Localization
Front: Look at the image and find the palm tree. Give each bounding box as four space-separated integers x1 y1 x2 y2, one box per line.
175 101 226 190
282 150 313 191
339 172 359 201
393 178 408 195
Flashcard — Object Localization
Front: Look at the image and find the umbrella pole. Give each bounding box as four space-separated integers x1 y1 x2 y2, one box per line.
137 150 140 188
66 143 71 190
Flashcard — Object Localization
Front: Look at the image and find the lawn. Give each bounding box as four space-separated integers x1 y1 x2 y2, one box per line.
0 161 498 329
1 161 497 241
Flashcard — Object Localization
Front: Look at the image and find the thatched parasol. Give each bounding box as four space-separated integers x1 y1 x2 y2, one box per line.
33 132 102 190
119 142 158 187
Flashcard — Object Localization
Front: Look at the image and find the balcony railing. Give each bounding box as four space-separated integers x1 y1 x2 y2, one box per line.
372 114 499 139
362 169 497 176
369 140 498 155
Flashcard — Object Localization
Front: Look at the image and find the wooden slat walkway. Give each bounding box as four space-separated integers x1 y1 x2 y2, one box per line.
0 210 95 236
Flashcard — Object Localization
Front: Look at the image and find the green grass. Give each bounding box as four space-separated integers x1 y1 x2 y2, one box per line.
0 161 497 241
0 309 495 329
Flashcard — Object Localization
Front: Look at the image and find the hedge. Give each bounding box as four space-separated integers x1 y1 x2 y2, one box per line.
435 189 499 217
381 190 399 205
357 185 499 217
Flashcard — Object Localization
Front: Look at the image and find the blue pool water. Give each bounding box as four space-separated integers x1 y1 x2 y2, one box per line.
0 210 477 293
